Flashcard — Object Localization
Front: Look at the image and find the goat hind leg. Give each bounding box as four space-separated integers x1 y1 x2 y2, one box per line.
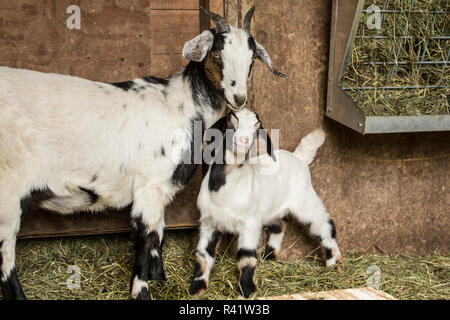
263 218 286 260
292 205 342 269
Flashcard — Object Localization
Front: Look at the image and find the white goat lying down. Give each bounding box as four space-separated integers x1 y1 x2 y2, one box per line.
0 7 287 300
190 109 342 298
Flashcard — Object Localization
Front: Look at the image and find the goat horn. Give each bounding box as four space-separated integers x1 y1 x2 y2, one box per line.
243 6 255 33
200 7 230 33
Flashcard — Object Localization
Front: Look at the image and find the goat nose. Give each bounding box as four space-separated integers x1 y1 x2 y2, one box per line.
240 136 249 144
233 94 247 107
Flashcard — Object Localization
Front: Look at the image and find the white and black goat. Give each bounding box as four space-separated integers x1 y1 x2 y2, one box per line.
190 109 342 298
0 7 287 300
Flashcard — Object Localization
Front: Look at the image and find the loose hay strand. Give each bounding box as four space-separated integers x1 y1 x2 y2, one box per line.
7 232 450 300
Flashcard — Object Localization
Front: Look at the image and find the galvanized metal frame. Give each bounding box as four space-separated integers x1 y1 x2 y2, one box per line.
326 0 450 134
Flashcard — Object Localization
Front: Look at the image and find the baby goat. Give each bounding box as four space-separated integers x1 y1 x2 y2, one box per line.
190 109 342 298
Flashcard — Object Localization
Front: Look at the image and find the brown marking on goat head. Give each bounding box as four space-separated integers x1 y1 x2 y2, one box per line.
204 51 223 92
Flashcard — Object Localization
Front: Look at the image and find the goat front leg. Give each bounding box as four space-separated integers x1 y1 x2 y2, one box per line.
189 224 221 295
236 222 261 298
130 183 171 300
0 182 31 300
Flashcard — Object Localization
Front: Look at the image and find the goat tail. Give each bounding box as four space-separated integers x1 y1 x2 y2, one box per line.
293 128 325 165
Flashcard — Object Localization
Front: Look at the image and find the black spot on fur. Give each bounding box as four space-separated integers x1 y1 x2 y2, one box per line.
110 80 135 91
0 242 26 300
0 266 26 300
183 59 222 111
148 228 166 281
239 266 256 298
237 248 257 261
267 224 282 234
329 219 337 239
134 286 150 300
170 114 204 187
142 76 169 86
148 252 166 281
212 31 225 51
78 187 99 205
189 279 207 295
325 248 333 260
189 262 208 295
133 86 146 93
208 162 226 192
160 146 165 157
205 231 221 257
192 261 203 279
19 194 32 225
130 216 166 282
90 174 98 183
263 245 276 260
123 104 127 109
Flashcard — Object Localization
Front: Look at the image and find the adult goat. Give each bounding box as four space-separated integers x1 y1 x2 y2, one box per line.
0 7 286 300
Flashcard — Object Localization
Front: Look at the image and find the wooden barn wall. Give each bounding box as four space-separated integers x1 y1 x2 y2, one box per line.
241 0 449 256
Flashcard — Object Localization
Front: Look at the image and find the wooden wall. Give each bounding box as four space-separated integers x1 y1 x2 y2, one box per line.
0 0 220 80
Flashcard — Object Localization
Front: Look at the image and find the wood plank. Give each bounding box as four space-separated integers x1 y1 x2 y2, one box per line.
149 53 187 77
210 0 224 17
149 9 198 54
258 288 397 300
149 9 198 32
150 0 199 10
61 0 151 80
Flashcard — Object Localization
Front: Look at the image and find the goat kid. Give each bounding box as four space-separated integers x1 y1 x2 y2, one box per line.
0 7 287 300
190 109 342 298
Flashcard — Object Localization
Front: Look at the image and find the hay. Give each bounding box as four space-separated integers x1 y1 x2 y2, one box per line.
6 231 449 300
340 0 449 116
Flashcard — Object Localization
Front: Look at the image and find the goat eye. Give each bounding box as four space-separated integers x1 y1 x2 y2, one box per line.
212 51 221 60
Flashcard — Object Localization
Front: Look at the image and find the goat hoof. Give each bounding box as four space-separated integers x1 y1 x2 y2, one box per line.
189 279 208 295
132 287 150 300
149 267 166 281
262 246 277 261
239 282 256 298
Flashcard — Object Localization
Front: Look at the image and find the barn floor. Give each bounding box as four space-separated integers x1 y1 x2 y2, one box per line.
8 231 449 300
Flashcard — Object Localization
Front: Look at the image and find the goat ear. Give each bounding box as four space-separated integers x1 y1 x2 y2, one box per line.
255 40 288 78
258 126 277 162
183 30 214 62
